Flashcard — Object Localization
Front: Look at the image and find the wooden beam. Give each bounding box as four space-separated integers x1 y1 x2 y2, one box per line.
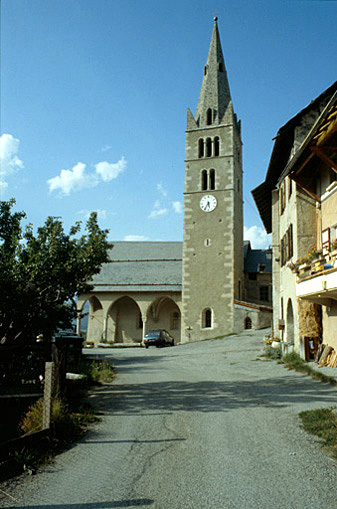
291 175 320 202
310 146 337 173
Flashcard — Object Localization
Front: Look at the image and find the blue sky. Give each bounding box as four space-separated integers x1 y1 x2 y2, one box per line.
1 0 336 248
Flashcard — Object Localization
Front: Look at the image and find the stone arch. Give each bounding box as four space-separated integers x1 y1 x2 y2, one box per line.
244 316 252 330
106 296 142 344
146 297 181 344
86 296 104 345
285 298 294 346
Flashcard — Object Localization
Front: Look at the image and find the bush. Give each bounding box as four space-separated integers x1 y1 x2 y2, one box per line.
263 345 282 360
79 359 115 385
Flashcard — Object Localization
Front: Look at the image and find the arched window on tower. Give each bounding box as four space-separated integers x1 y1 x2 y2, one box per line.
206 138 212 157
201 170 207 191
218 62 223 72
209 169 215 190
202 308 213 329
204 65 208 76
198 139 204 158
214 137 220 157
206 108 212 126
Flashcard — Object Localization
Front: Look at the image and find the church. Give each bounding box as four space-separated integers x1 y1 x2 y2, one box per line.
77 19 272 346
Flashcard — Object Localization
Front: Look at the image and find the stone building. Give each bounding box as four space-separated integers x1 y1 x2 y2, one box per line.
77 19 272 345
253 81 337 357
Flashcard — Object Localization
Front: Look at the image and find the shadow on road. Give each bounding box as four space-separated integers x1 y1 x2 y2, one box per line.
89 375 337 415
3 500 154 508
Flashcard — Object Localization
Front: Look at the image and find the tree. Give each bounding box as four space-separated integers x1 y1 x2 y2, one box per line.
0 199 110 343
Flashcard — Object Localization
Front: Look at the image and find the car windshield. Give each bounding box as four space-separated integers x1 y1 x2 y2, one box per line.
145 330 161 338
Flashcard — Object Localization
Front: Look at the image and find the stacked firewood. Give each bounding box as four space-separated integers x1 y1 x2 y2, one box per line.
315 344 337 367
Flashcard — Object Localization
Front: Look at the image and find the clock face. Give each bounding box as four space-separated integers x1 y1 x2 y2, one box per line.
200 195 217 212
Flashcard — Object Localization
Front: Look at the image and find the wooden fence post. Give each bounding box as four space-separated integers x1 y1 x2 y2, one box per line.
43 362 54 430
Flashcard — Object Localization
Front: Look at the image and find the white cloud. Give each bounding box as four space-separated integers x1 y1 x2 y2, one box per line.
48 162 97 195
157 183 168 197
124 235 149 241
95 156 126 182
149 208 168 218
78 209 107 221
172 201 182 214
244 225 271 249
101 144 112 152
0 133 24 189
148 199 168 219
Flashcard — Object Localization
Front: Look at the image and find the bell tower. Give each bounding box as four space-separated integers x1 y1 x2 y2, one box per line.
181 18 244 342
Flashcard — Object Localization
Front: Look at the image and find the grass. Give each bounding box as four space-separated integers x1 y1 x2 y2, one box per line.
281 352 337 385
3 358 115 480
299 407 337 460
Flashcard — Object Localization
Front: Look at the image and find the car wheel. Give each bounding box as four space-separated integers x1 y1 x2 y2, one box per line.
145 344 149 349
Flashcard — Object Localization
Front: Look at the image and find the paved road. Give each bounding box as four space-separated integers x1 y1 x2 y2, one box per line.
1 330 337 508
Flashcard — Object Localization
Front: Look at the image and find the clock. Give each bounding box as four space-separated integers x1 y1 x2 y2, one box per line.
200 195 217 212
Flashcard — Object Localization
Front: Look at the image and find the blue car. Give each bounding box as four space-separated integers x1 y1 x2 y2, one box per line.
143 330 174 348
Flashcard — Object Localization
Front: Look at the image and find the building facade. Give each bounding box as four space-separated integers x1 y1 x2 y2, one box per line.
253 82 337 357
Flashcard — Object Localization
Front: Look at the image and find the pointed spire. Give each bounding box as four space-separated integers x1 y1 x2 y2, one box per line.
194 17 232 127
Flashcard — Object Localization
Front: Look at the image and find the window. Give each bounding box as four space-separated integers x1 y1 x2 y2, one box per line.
259 286 269 302
171 311 180 330
214 137 220 156
198 139 204 158
244 316 252 329
201 170 207 191
258 263 266 272
280 181 286 214
202 308 212 328
206 138 212 157
281 224 293 266
206 108 212 126
204 65 207 76
209 169 215 190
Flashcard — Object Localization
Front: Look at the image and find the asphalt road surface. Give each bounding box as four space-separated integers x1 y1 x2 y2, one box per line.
1 329 337 509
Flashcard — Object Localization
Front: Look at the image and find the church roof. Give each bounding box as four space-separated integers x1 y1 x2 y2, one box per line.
193 17 233 128
90 241 183 292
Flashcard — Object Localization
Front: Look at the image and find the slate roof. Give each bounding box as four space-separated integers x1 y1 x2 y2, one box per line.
91 242 183 292
244 245 272 273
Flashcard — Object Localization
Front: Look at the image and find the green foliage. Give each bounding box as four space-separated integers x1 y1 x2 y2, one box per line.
79 359 116 384
263 345 282 360
299 407 337 459
0 199 110 343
